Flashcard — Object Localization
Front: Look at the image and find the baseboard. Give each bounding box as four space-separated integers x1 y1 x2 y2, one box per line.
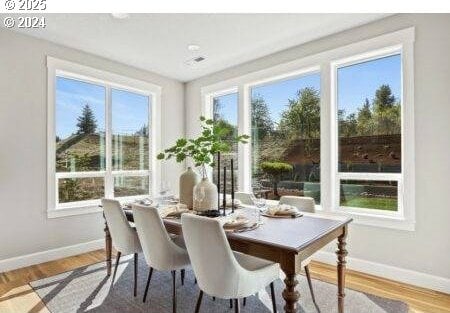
313 250 450 294
0 239 104 273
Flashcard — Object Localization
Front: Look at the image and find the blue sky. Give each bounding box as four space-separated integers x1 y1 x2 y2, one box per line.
215 54 401 125
56 77 149 138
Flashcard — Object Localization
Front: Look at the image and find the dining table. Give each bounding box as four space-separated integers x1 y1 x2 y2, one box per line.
103 204 352 313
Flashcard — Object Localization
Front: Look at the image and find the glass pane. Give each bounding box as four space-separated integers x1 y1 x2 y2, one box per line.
337 54 401 173
250 73 321 203
112 89 150 171
114 176 149 197
212 92 239 191
55 77 106 172
58 177 104 203
340 180 398 211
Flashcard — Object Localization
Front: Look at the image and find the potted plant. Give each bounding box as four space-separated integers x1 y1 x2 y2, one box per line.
157 116 249 211
260 161 293 199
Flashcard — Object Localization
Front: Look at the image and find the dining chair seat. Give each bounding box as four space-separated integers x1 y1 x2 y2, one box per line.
132 204 191 313
182 213 279 313
102 198 142 298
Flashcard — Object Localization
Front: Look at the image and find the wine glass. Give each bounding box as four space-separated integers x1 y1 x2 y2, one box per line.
160 181 171 198
253 193 266 224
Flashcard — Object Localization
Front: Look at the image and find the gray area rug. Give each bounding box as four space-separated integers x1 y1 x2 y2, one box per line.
30 255 408 313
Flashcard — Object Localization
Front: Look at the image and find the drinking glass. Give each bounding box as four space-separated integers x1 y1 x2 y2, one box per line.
194 187 205 211
253 193 266 224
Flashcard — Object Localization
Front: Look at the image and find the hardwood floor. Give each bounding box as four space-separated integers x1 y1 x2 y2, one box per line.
0 250 449 313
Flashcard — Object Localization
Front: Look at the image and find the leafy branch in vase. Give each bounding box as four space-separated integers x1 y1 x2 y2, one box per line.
157 116 249 178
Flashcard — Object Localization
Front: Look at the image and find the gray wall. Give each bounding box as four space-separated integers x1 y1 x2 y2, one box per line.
185 14 450 279
0 29 185 259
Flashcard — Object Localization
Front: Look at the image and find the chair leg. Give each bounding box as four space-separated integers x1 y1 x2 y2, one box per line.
172 270 177 313
234 298 240 313
243 297 246 306
110 251 121 287
133 253 138 297
181 269 185 286
143 267 153 303
194 290 203 313
229 299 233 308
270 282 277 313
304 265 317 305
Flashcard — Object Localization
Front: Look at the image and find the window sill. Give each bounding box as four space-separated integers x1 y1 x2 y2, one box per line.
47 205 103 218
315 206 415 231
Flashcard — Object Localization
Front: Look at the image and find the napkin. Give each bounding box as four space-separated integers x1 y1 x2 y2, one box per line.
266 204 299 216
160 203 189 218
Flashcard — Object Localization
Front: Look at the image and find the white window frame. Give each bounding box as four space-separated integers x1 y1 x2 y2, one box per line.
47 56 162 218
201 27 415 230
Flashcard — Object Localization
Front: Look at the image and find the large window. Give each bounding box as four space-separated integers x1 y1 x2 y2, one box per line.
48 57 160 216
250 73 321 203
212 92 239 190
335 53 402 212
203 28 414 230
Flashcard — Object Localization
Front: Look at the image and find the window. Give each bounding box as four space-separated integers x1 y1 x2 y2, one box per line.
203 28 414 230
211 92 239 190
250 73 321 203
48 57 161 217
334 53 402 213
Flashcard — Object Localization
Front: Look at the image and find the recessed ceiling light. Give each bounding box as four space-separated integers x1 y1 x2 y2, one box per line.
111 13 130 19
187 44 200 51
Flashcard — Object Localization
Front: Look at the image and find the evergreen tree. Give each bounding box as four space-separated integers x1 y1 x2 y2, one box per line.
356 98 374 135
76 103 97 134
372 85 401 135
251 94 274 139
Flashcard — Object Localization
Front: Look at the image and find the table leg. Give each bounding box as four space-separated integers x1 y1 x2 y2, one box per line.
282 271 300 313
336 226 348 313
104 218 112 276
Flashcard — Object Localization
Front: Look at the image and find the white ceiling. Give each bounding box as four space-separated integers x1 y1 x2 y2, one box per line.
9 14 390 82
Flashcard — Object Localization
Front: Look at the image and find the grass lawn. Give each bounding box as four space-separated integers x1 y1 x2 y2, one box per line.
341 197 397 211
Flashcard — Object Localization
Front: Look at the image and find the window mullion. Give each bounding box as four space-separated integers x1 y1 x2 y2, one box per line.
105 85 113 198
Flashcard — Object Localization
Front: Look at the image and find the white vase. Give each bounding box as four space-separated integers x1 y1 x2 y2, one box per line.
179 167 200 210
193 177 218 212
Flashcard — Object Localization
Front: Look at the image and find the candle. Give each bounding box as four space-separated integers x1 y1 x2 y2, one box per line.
217 152 220 211
223 166 227 216
231 159 235 213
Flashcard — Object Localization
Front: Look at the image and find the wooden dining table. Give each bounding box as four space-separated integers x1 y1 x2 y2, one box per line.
103 207 352 313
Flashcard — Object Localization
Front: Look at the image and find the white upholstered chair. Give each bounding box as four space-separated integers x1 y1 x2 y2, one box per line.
279 195 317 304
132 204 191 313
181 213 280 313
234 192 255 205
102 198 142 297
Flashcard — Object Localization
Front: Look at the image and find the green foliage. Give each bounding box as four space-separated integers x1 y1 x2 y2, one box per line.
278 87 321 140
260 161 293 176
251 94 274 139
339 84 401 137
260 161 293 199
76 103 97 135
157 116 249 175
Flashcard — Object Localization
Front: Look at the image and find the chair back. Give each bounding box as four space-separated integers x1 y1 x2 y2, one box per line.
132 204 186 271
235 192 255 205
279 196 315 213
102 198 140 254
181 214 243 298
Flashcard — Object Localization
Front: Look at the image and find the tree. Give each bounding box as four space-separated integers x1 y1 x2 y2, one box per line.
76 103 97 134
372 85 401 135
278 87 320 140
251 94 274 139
356 98 374 135
260 161 293 199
